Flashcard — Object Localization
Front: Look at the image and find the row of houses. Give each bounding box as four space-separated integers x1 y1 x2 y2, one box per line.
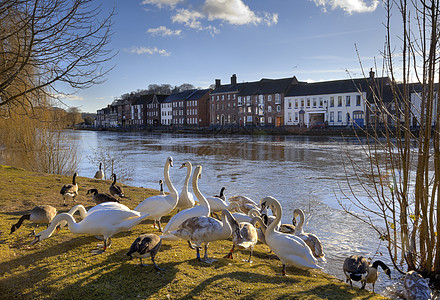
95 71 430 129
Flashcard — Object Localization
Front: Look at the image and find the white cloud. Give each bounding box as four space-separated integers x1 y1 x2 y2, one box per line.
52 93 84 101
147 26 182 36
310 0 379 14
125 46 171 56
150 0 278 35
141 0 183 8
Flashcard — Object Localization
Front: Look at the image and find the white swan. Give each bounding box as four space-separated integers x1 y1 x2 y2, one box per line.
228 195 259 214
176 161 195 210
135 157 179 232
259 196 321 274
160 165 210 240
224 216 258 263
293 208 326 262
206 194 230 218
228 202 260 224
170 209 234 263
31 205 150 253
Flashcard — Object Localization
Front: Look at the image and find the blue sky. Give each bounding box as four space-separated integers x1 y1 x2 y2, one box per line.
61 0 392 113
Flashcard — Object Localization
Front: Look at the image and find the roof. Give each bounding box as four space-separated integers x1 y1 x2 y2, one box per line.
187 89 211 101
133 94 155 105
211 76 299 96
285 77 390 97
163 89 198 103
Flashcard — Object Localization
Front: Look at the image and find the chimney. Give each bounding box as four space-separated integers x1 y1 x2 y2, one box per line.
231 74 237 85
215 79 221 88
369 68 375 80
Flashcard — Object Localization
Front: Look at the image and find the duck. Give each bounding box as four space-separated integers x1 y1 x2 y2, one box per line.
159 180 165 195
94 163 105 180
60 172 79 206
109 173 125 198
292 208 325 262
170 209 235 263
160 165 210 240
176 161 195 210
228 195 259 214
224 216 258 263
343 255 369 289
126 234 164 271
259 196 321 274
31 203 150 253
10 205 57 235
214 187 226 200
366 260 391 292
86 188 120 205
135 157 179 232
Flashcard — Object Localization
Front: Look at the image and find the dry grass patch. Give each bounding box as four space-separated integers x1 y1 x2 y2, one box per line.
0 165 387 299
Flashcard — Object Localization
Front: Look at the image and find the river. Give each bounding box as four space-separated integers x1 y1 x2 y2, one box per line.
70 129 395 295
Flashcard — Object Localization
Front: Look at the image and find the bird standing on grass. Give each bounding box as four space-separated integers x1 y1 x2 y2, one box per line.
126 234 164 271
10 205 58 235
109 173 125 198
60 172 79 206
94 163 105 180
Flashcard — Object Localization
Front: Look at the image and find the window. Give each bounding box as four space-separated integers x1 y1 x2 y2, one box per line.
268 117 272 123
222 95 224 100
268 106 272 112
238 96 243 106
247 107 252 113
227 94 230 100
313 98 317 107
346 96 351 106
330 111 334 122
307 98 311 107
216 96 219 101
356 95 361 106
268 95 272 102
246 96 251 106
221 103 224 110
288 101 292 108
277 105 281 112
301 99 304 107
319 98 323 107
338 111 342 122
275 94 281 104
288 112 292 122
258 94 264 104
295 112 298 121
295 100 298 108
338 96 342 107
330 97 334 107
247 116 253 122
227 103 231 108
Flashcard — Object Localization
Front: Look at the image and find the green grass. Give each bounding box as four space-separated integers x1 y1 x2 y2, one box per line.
0 165 387 299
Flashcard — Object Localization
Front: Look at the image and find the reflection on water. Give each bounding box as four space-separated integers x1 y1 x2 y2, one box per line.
70 130 394 295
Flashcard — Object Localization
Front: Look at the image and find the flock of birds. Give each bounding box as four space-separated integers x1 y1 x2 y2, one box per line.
10 157 394 293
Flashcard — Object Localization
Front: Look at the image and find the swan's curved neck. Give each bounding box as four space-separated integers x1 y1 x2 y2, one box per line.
164 160 178 198
67 205 88 219
296 210 305 233
39 213 79 240
192 171 210 211
183 165 191 189
251 216 267 234
266 200 281 234
221 209 233 237
227 202 241 213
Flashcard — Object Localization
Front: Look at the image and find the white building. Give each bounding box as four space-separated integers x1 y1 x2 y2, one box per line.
161 101 173 125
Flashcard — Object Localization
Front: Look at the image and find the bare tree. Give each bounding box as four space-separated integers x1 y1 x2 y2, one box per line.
340 0 440 287
0 0 114 114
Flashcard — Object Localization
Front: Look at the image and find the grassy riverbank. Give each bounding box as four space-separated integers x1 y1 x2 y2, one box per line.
0 165 387 299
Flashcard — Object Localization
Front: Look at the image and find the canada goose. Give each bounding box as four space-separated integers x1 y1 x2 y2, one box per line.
176 161 195 210
292 208 325 262
160 165 210 240
94 163 105 180
10 205 57 235
214 187 226 200
126 234 164 271
259 196 321 274
159 180 165 195
86 188 120 205
109 173 125 198
60 172 79 206
31 204 150 253
170 209 234 263
228 195 259 214
135 157 179 232
366 260 391 292
224 216 258 263
343 255 369 289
